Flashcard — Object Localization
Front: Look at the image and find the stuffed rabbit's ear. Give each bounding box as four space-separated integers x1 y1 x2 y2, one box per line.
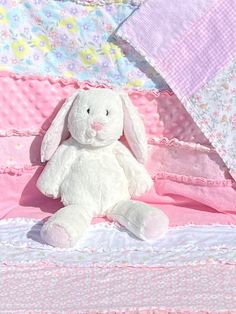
120 92 148 164
41 90 80 162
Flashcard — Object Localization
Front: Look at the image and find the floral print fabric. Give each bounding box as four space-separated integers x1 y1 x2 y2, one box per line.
0 0 168 89
186 58 236 181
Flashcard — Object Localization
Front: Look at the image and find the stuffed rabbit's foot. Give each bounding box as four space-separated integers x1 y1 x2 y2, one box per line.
41 223 73 248
142 212 168 240
41 205 92 248
108 200 169 241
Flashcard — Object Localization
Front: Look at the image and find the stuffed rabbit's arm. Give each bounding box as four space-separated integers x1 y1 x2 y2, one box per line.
113 141 153 197
37 138 76 199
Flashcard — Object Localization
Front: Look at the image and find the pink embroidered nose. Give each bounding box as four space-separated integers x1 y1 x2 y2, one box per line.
91 122 104 131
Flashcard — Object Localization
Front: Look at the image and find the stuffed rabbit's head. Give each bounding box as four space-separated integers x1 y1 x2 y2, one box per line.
68 89 123 148
41 89 148 163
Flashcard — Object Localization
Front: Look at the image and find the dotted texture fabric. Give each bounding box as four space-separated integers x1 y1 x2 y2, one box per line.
1 264 236 312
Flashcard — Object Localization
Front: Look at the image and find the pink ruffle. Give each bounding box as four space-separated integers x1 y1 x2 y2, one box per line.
0 128 45 137
149 137 213 153
154 172 235 187
0 165 39 176
0 71 172 96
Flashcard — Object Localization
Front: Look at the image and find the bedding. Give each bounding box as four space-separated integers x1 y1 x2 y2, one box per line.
0 0 236 312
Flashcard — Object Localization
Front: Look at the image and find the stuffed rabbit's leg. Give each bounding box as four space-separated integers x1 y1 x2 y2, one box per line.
108 201 169 241
41 205 92 248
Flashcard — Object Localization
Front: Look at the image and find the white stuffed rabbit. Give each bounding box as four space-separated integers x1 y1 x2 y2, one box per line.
37 88 169 248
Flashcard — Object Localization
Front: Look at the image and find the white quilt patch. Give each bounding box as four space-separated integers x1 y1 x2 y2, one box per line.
1 218 236 267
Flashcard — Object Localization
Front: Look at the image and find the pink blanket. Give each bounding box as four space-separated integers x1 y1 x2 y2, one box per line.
116 0 236 182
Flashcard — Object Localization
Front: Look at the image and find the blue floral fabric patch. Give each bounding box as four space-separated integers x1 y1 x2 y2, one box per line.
0 0 169 90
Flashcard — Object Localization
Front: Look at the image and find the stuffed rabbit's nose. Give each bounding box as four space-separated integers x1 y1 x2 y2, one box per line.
91 122 104 131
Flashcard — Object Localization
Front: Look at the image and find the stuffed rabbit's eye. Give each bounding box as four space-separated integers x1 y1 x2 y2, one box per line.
87 108 90 114
106 110 109 116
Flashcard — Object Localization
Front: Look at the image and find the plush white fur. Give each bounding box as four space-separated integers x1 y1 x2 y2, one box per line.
37 89 169 247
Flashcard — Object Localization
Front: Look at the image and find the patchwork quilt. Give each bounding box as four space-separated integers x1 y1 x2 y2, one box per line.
0 0 236 313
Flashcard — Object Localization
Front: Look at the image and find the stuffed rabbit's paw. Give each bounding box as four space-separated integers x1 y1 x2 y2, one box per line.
129 171 153 197
37 179 60 199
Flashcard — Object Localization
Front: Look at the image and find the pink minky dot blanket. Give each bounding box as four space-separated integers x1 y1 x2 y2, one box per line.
0 72 235 224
